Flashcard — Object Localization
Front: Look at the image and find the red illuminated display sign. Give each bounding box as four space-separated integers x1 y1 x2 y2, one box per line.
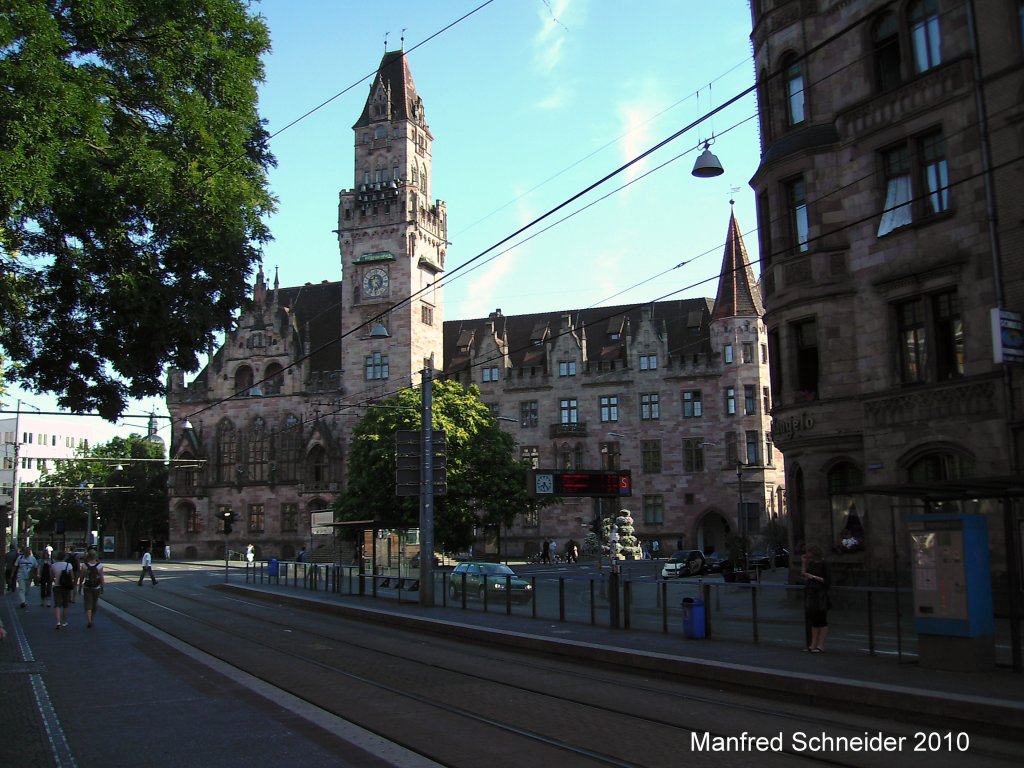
553 471 631 497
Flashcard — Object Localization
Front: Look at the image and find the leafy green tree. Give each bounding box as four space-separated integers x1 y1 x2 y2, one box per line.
36 434 167 556
0 0 275 418
336 380 537 552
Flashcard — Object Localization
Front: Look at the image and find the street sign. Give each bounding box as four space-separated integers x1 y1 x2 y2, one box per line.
395 430 447 496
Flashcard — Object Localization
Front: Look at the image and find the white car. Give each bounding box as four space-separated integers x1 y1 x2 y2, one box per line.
661 550 707 578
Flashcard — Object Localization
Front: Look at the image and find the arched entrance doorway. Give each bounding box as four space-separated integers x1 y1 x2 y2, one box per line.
695 509 730 556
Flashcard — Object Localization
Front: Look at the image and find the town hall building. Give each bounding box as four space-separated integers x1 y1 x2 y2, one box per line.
165 51 784 562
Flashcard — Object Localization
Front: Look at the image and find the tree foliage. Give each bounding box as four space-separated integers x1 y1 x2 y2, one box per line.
336 380 537 552
33 433 168 556
0 0 276 418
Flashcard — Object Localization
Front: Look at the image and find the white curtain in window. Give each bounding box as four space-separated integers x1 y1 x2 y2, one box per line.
925 160 949 214
877 175 912 236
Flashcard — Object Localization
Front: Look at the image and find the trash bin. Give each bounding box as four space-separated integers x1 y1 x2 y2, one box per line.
268 558 279 578
682 597 705 639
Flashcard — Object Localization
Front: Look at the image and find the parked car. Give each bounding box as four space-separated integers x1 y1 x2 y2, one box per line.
747 548 790 570
704 552 731 574
448 562 534 603
660 550 707 578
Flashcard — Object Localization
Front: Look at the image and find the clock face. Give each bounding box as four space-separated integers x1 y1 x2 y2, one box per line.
535 473 554 495
363 267 389 297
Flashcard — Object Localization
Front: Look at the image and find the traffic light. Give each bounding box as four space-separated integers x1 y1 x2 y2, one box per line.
219 509 235 535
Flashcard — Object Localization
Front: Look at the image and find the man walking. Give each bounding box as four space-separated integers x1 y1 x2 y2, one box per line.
82 549 105 628
13 546 38 608
53 551 75 629
137 547 158 586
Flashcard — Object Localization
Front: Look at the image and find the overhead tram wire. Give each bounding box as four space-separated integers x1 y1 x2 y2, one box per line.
197 0 498 185
170 0 963 434
449 55 756 241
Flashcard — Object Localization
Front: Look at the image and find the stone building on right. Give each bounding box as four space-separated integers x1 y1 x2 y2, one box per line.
748 0 1024 599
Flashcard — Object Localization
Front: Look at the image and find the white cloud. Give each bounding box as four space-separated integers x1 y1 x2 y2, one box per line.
532 0 573 73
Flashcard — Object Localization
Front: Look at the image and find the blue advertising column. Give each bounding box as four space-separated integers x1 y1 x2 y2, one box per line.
907 513 994 671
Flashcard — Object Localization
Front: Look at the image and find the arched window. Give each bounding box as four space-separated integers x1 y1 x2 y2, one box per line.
306 445 329 490
905 448 974 513
909 0 941 73
782 53 805 126
264 362 284 395
827 462 863 550
907 451 973 483
873 12 902 91
234 365 254 396
216 419 237 483
248 417 268 482
175 453 199 493
182 503 200 534
278 414 302 481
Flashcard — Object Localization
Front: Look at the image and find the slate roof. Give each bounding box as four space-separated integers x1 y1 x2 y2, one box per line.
353 50 422 129
711 209 764 320
442 299 713 373
272 280 344 374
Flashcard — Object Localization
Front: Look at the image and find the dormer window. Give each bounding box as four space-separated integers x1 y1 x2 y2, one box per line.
610 332 620 341
639 354 657 370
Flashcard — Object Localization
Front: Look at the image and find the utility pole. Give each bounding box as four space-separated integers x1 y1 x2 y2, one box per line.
10 400 24 549
419 359 436 608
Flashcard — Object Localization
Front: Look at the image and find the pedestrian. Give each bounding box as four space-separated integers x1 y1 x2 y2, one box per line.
137 547 158 586
164 544 171 560
53 551 75 629
3 543 19 595
676 537 683 551
548 539 557 564
540 540 549 564
246 543 254 564
651 539 660 559
38 549 54 607
802 545 831 653
12 546 38 608
44 543 53 560
82 549 105 629
297 547 306 563
67 547 81 603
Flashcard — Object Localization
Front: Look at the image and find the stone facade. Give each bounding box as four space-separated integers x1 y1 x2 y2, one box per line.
165 51 785 561
749 1 1024 588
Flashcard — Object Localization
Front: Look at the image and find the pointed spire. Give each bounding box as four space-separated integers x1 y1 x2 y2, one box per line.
711 207 764 321
354 50 423 129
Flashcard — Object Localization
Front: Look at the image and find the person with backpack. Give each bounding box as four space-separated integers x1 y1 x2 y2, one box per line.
82 549 105 629
67 548 81 603
137 547 157 586
53 551 76 629
37 550 54 608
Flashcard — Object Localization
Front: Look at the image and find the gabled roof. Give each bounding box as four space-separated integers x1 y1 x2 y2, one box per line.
711 209 764 320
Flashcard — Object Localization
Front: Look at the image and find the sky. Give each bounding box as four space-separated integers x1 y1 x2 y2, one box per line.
3 0 762 444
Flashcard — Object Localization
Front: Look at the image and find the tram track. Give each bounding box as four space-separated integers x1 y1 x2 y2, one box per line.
98 564 1020 768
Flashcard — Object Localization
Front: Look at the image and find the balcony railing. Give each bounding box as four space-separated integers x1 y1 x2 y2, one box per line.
549 422 588 438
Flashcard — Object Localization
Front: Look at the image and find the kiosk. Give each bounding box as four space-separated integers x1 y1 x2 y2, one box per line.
907 513 994 671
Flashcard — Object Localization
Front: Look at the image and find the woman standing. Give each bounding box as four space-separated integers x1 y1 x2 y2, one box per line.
802 545 830 653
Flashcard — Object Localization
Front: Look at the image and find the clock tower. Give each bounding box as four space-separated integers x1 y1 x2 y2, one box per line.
338 51 447 400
